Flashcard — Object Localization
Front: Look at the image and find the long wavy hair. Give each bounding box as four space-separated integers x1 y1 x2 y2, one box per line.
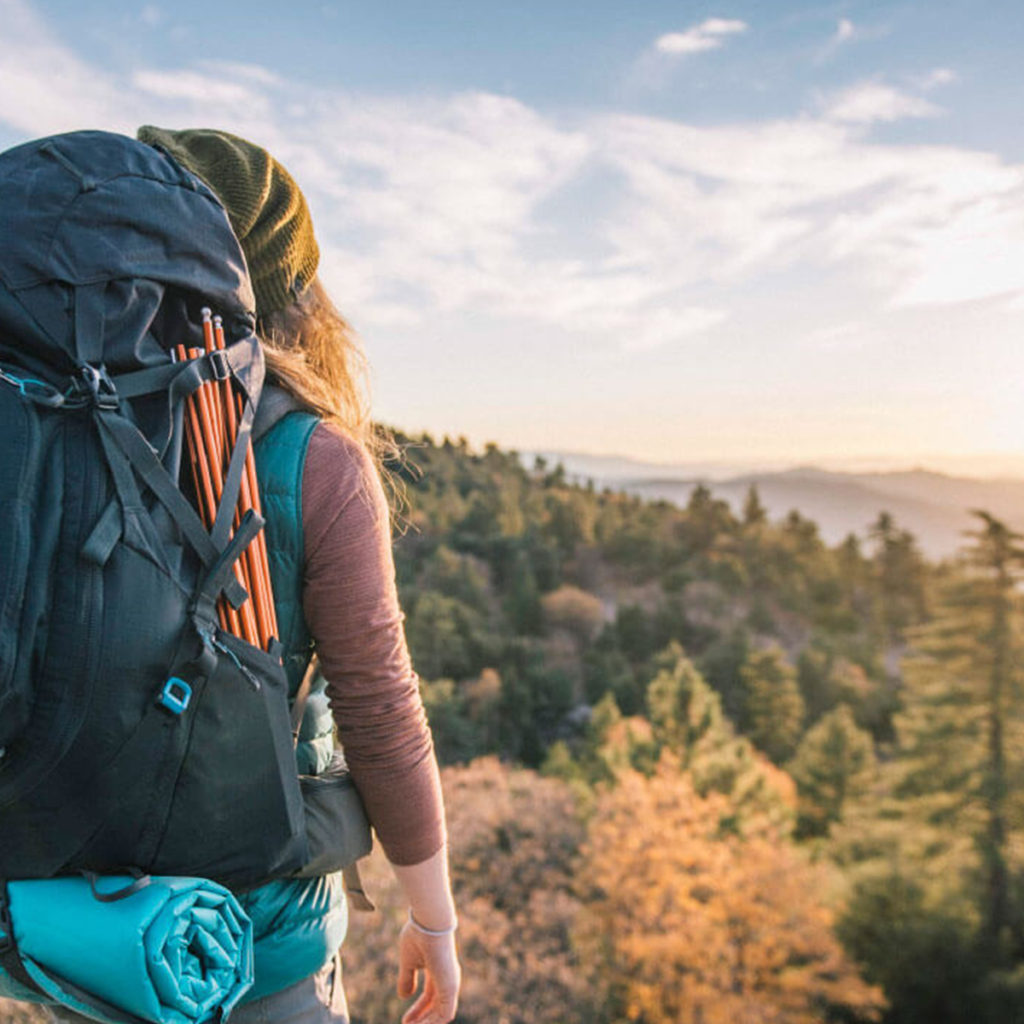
256 277 397 484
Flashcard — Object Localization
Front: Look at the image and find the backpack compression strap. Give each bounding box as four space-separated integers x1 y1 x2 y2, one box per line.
0 880 42 998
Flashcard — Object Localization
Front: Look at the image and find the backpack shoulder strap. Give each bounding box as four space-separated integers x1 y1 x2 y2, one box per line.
253 385 305 442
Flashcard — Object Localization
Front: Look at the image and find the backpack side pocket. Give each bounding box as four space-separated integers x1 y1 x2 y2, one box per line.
295 751 373 879
0 386 42 751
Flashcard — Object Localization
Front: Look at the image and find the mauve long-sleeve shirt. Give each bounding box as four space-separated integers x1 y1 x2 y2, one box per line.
299 423 445 867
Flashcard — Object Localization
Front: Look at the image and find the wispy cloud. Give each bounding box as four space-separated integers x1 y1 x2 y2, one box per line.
915 67 957 91
2 0 1023 362
833 18 856 45
132 69 268 107
815 17 888 64
654 18 748 57
0 0 133 135
822 81 941 124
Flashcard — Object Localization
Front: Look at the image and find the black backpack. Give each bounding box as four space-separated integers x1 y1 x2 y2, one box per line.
0 131 308 890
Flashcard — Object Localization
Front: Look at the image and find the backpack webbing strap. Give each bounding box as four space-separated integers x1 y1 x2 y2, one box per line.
342 864 375 913
253 385 303 442
210 390 256 550
113 352 222 401
94 409 248 608
115 334 261 453
84 336 266 566
290 655 318 741
0 880 43 998
192 509 263 625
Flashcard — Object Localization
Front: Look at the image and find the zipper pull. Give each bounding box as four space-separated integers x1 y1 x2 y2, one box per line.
209 631 262 691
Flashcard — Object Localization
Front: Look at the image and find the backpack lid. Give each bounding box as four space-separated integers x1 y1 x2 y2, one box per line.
0 130 256 374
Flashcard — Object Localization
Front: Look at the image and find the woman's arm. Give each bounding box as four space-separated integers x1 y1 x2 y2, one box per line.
302 425 446 862
300 424 461 1021
392 846 460 1024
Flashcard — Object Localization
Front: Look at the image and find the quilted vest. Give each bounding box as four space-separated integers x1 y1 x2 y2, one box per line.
254 410 334 775
238 409 347 1001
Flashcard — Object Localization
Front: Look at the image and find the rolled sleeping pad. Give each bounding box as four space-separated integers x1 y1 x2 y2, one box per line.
0 875 253 1024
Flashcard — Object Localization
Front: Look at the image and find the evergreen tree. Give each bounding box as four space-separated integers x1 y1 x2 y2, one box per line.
582 628 640 713
893 513 1024 942
740 645 806 763
789 704 876 838
869 511 929 642
742 483 768 528
681 483 736 557
504 550 543 634
645 642 795 834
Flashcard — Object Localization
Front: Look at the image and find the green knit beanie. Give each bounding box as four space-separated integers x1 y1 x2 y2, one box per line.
137 125 319 316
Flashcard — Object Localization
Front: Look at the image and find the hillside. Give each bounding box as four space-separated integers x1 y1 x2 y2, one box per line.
529 453 1024 558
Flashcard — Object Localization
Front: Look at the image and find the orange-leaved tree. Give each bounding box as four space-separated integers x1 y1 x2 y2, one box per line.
576 756 884 1024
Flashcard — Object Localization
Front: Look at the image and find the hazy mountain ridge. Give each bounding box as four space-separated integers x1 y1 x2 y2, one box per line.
528 454 1024 558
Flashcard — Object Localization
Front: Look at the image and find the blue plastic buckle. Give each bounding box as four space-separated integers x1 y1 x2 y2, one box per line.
158 677 192 715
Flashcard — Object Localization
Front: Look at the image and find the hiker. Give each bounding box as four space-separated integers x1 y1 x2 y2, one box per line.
126 127 462 1024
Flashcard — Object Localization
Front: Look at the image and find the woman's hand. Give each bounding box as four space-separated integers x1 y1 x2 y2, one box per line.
397 915 461 1024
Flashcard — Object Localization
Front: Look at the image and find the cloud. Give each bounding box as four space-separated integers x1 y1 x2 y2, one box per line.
815 17 890 64
654 18 748 57
0 0 135 135
132 69 267 107
916 67 957 90
823 81 941 124
2 0 1024 360
834 18 856 45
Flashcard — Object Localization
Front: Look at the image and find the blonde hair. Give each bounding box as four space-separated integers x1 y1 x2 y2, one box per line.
256 278 399 483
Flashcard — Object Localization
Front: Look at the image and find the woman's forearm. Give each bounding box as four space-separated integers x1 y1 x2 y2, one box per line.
390 845 457 931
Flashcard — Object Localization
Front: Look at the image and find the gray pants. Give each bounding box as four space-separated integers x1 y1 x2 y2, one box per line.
228 954 349 1024
46 954 349 1024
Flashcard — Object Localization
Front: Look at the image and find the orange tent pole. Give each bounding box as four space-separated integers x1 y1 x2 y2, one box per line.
214 316 279 647
187 344 258 645
175 346 234 635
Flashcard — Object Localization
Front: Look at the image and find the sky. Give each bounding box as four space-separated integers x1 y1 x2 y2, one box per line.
2 0 1024 474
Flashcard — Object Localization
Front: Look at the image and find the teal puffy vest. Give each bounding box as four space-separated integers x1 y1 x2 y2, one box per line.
236 410 348 1001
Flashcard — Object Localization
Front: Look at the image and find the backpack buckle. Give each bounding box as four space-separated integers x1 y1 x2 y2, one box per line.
74 364 119 410
207 349 230 381
158 677 193 715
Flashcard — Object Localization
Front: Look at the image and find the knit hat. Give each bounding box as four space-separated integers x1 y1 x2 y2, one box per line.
137 125 319 315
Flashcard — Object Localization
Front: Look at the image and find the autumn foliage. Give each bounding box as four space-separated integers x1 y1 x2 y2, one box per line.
338 755 882 1024
578 757 884 1024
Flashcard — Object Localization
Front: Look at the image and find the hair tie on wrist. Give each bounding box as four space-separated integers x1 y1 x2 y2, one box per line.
408 909 458 938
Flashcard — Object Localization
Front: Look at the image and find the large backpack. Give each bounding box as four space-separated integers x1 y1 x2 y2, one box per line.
0 131 309 890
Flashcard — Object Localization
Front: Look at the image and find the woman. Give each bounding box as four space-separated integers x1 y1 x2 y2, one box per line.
135 126 461 1024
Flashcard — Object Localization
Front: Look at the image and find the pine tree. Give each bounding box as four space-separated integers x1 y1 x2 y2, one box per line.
869 511 929 642
789 704 876 837
742 484 768 528
963 513 1024 943
869 513 1024 944
645 642 795 834
740 645 806 763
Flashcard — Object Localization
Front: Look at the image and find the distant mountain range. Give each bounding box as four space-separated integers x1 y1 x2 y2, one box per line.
525 452 1024 559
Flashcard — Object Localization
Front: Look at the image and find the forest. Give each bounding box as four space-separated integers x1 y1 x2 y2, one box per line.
2 432 1020 1024
341 433 1024 1024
